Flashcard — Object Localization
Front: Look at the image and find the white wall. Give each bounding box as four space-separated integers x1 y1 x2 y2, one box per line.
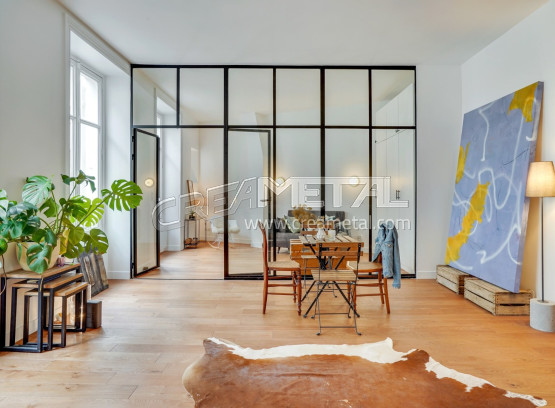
461 0 555 298
0 0 66 200
415 65 463 278
104 74 132 279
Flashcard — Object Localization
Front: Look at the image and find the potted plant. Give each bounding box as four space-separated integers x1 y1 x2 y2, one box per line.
0 171 143 274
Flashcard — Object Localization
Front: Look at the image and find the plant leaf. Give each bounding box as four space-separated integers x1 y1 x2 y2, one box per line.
83 228 109 254
22 176 54 206
0 238 7 256
22 215 41 236
61 171 96 192
102 180 143 212
0 189 7 219
61 226 85 258
79 198 105 227
9 222 23 239
7 201 36 217
39 197 59 218
65 195 90 221
17 243 23 261
26 242 53 274
31 228 57 246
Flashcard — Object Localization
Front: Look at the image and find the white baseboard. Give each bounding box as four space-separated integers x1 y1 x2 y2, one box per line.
417 270 437 279
107 270 130 280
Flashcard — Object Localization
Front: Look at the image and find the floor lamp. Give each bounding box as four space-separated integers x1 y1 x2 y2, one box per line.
526 161 555 332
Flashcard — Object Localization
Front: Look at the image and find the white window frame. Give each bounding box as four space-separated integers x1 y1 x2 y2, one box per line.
69 58 105 196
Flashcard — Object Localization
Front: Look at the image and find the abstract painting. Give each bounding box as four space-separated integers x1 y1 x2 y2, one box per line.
445 82 544 292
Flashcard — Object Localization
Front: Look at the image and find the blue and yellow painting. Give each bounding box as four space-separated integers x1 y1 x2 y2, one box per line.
446 82 544 292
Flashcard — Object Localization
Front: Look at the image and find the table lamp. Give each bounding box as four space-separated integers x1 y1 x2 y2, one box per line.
526 161 555 332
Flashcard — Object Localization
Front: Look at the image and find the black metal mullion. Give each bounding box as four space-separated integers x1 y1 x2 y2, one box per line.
131 63 416 70
272 68 277 262
130 68 135 278
368 69 373 262
413 69 418 278
223 68 229 279
176 68 180 126
320 68 325 217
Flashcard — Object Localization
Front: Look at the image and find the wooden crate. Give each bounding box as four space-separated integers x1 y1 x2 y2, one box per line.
436 265 471 294
464 278 532 316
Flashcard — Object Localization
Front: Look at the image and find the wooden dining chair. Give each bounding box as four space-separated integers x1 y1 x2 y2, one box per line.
312 242 362 335
258 221 302 315
347 253 390 314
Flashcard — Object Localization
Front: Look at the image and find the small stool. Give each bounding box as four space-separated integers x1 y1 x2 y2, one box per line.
24 282 88 348
9 279 42 346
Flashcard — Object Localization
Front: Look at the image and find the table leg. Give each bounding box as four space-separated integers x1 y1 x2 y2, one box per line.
47 289 55 351
36 288 43 352
0 276 6 349
296 272 302 315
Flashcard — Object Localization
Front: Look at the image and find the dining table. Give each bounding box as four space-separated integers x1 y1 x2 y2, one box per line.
291 234 364 317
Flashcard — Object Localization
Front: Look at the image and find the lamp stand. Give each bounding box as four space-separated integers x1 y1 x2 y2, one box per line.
530 196 555 332
540 196 545 303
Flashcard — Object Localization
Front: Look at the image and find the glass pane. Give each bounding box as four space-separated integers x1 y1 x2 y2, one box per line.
136 131 158 272
197 129 224 276
229 69 272 126
79 123 99 199
325 69 369 126
70 65 75 116
228 130 272 276
276 69 320 125
325 130 370 254
371 129 415 274
80 72 99 124
180 69 224 125
133 68 177 125
372 70 415 126
275 129 321 249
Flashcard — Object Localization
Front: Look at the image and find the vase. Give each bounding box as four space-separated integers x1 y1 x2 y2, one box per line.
315 228 326 240
17 242 60 272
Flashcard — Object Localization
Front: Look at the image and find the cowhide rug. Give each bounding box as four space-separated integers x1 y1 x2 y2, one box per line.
182 338 546 407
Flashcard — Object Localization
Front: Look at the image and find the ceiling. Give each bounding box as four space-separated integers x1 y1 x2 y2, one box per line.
58 0 546 66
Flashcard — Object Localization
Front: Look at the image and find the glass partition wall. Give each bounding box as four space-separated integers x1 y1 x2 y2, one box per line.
131 66 416 278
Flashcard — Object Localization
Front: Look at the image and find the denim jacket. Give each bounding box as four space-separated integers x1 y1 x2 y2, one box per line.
372 222 401 289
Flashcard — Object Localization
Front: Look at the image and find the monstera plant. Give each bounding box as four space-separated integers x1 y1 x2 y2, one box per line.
0 171 143 274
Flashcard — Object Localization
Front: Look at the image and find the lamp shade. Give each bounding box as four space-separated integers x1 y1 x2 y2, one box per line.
526 161 555 197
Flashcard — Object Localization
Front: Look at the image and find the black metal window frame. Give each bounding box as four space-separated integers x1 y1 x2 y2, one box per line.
130 64 417 279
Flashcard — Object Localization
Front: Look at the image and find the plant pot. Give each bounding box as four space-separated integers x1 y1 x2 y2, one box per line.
17 242 60 272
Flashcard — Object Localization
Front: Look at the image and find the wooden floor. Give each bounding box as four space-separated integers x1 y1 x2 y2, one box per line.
141 243 292 279
1 279 554 407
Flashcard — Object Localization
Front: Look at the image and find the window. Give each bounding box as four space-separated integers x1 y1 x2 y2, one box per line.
69 59 103 199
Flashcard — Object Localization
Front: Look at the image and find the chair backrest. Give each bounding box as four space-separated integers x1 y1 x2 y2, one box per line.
258 221 269 274
317 242 362 272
